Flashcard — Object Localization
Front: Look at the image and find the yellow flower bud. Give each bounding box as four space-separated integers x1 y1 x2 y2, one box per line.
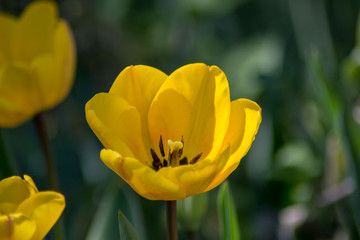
0 1 76 127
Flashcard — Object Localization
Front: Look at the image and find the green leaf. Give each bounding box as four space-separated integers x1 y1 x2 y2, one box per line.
217 181 241 240
86 184 119 240
177 192 208 232
118 210 139 240
119 183 147 240
85 179 146 240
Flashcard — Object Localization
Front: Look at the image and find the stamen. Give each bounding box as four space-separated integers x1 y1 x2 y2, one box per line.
159 136 165 157
190 153 202 164
179 157 188 165
179 136 184 158
150 148 163 171
151 136 202 169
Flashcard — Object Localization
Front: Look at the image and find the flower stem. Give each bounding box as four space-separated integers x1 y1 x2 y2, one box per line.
187 231 197 240
166 200 178 240
34 113 59 191
34 113 65 240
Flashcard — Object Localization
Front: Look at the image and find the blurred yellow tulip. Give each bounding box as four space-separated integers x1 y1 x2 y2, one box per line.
0 1 76 128
86 63 262 200
0 175 65 240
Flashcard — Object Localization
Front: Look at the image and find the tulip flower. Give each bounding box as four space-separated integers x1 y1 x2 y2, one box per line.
86 63 261 200
0 1 76 128
0 175 65 240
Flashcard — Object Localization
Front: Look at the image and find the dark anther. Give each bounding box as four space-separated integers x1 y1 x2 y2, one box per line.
151 148 163 171
178 136 184 158
163 159 168 167
190 153 202 164
159 135 165 157
179 157 188 165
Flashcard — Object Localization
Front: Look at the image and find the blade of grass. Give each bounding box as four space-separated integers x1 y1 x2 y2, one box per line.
118 210 139 240
217 181 241 240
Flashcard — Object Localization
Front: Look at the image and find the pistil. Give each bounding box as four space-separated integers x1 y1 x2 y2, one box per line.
167 140 184 167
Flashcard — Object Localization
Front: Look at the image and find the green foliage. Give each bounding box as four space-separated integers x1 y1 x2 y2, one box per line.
217 182 240 240
177 192 209 232
118 210 139 240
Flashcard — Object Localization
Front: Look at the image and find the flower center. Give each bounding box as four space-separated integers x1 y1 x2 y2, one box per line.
150 136 202 171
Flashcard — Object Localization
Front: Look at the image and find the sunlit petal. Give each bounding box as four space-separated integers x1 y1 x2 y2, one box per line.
110 65 167 149
206 99 262 191
86 93 148 162
100 149 186 200
149 63 230 160
148 89 192 156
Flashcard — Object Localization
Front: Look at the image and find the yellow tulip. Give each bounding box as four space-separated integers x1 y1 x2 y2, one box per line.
86 63 261 200
0 175 65 240
0 1 76 128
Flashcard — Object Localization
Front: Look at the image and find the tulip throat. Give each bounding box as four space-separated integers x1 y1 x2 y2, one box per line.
150 135 202 171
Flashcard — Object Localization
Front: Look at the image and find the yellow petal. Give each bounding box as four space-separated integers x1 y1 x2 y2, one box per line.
0 65 40 127
53 20 76 104
29 54 58 109
16 192 65 240
0 213 36 240
109 65 167 150
0 13 16 64
206 99 262 191
28 21 75 111
100 149 185 200
12 1 57 62
148 89 192 156
0 100 30 128
109 65 167 119
23 175 39 193
0 176 36 214
86 93 148 163
159 146 230 198
148 63 230 161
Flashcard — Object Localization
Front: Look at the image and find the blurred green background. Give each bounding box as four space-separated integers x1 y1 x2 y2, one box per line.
1 0 360 239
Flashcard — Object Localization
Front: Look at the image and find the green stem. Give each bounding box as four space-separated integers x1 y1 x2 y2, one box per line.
166 201 178 240
34 113 59 191
34 113 64 240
